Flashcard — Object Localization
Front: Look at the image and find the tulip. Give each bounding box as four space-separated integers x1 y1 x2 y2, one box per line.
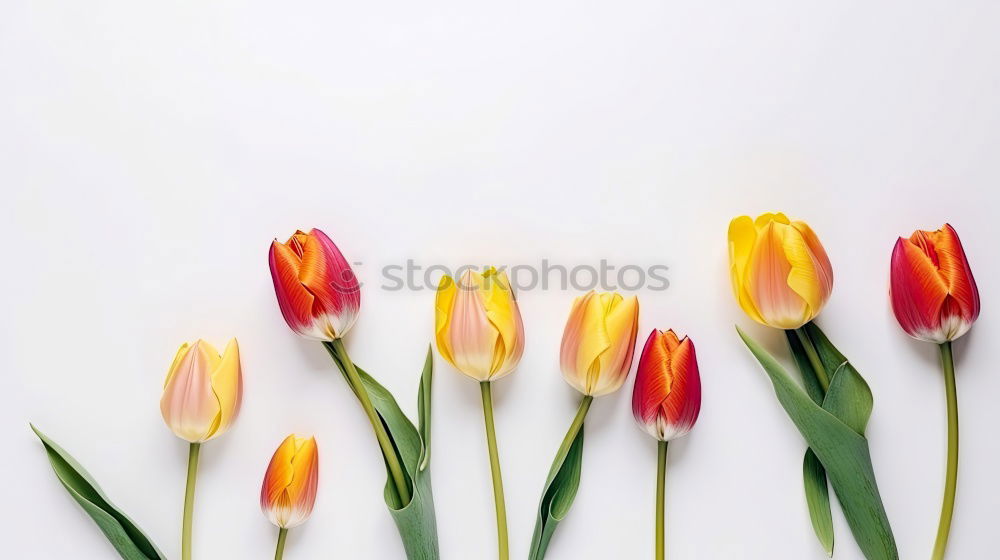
268 227 412 519
435 267 525 381
261 435 319 560
632 330 701 442
529 291 639 560
890 223 979 560
269 228 361 341
160 339 243 443
631 329 701 560
560 291 640 396
435 266 524 560
728 212 833 330
160 338 243 560
890 224 980 344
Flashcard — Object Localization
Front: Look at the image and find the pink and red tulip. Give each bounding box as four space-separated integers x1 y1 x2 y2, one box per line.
632 330 701 442
890 224 980 343
269 228 361 341
261 435 320 529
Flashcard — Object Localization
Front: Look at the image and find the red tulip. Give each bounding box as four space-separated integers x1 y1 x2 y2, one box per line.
269 228 361 341
890 224 979 343
632 329 701 442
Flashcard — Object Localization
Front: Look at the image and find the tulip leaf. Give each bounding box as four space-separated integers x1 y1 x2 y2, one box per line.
738 327 898 560
30 425 166 560
325 344 440 560
787 330 834 556
802 448 835 556
528 424 585 560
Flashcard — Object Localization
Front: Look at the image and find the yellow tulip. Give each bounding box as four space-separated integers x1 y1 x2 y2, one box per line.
435 267 525 382
728 212 833 329
560 291 640 396
160 339 243 443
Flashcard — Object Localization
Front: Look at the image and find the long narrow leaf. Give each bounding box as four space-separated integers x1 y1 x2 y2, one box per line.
738 327 897 560
326 345 440 560
31 425 166 560
787 330 835 556
528 426 585 560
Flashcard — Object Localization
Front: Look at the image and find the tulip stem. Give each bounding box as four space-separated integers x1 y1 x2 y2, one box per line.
181 442 201 560
794 327 830 392
274 528 288 560
656 441 668 560
327 338 412 506
480 382 509 560
932 341 959 560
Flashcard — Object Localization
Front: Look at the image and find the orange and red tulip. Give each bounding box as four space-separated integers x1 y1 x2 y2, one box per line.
160 339 243 443
631 330 701 441
728 213 834 329
560 291 640 396
890 223 979 343
261 435 320 529
269 228 361 341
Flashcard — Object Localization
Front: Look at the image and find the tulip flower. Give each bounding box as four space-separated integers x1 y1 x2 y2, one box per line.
631 329 701 560
261 435 320 560
267 228 439 558
529 291 639 560
890 223 979 560
435 267 524 560
160 338 243 560
728 212 833 330
269 228 361 341
890 224 980 344
560 291 640 396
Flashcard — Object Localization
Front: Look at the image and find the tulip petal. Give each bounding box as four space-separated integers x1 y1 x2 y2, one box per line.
269 241 321 335
890 237 949 340
593 295 639 395
209 339 243 438
929 225 980 323
748 221 810 329
160 341 220 442
447 270 500 380
434 275 458 367
728 216 765 324
783 223 830 317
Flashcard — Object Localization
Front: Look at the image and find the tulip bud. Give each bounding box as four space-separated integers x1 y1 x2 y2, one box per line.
435 267 525 382
728 212 834 329
632 330 701 441
160 339 243 443
261 435 320 529
269 228 361 341
890 224 980 343
560 291 640 396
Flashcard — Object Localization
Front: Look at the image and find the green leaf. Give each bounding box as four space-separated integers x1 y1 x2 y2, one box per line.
803 449 835 556
528 425 585 560
30 425 166 560
787 330 834 556
737 327 898 560
326 345 440 560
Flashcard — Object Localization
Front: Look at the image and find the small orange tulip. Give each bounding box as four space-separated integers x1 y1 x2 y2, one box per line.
260 435 320 530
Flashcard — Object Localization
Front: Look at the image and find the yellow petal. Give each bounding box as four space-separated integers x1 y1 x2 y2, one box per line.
163 343 191 388
481 268 524 378
209 338 243 439
747 221 810 328
434 275 458 367
728 216 765 324
782 224 829 318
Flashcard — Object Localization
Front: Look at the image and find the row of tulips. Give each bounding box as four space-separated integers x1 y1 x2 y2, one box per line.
31 215 978 560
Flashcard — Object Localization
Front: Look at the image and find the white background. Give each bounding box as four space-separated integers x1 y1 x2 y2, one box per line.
2 2 998 559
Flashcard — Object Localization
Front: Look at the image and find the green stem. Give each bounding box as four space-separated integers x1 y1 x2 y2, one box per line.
655 441 668 560
548 396 593 479
329 338 411 506
480 382 509 560
932 341 959 560
181 442 201 560
274 528 288 560
795 327 830 392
